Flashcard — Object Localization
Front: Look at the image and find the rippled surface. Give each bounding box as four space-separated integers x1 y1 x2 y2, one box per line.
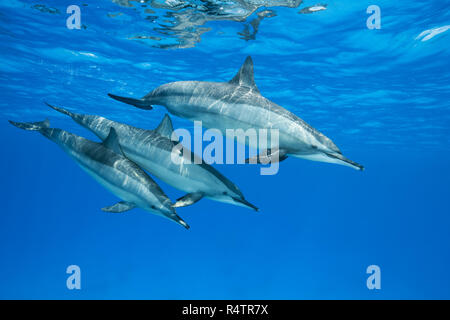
109 0 301 48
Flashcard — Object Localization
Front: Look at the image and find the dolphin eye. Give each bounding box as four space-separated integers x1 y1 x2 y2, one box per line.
311 145 318 149
151 205 156 209
223 192 228 195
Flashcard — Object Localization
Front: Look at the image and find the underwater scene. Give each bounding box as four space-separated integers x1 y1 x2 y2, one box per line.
0 0 449 299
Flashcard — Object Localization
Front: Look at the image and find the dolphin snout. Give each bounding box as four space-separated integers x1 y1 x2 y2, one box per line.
167 206 190 229
170 212 190 229
325 152 364 171
233 197 259 212
176 217 190 229
149 204 190 229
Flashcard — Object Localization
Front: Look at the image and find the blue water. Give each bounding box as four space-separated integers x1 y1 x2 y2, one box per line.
1 0 450 299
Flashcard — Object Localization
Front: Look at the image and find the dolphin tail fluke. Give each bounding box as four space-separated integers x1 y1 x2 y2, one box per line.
108 93 153 110
9 119 50 131
45 102 75 117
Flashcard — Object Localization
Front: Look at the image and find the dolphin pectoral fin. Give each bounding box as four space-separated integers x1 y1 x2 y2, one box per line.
172 192 204 208
102 201 136 213
108 93 153 110
245 148 288 164
245 154 260 164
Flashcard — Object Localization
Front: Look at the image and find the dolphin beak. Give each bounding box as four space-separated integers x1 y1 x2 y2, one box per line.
178 219 190 230
173 214 190 229
325 152 364 171
233 197 259 211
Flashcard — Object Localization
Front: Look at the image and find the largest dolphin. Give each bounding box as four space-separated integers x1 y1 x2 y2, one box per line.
108 56 363 170
9 119 189 229
46 103 258 211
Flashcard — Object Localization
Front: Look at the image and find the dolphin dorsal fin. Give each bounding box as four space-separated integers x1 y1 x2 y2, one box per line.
229 56 260 94
103 127 124 155
155 114 178 141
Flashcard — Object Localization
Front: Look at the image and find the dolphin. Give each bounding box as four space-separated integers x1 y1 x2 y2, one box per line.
9 119 189 229
108 56 363 170
46 103 258 211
